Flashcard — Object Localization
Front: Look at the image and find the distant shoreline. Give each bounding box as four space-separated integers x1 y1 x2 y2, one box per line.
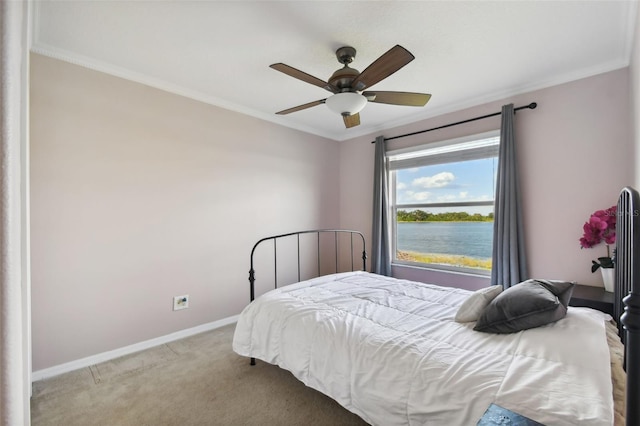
397 210 494 223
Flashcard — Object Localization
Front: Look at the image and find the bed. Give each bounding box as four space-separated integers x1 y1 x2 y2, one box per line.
233 188 640 426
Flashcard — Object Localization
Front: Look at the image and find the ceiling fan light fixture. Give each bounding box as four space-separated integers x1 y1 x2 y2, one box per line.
325 92 367 116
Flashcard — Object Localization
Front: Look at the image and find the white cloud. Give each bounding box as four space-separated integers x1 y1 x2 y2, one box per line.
436 194 459 202
400 190 431 202
412 172 455 189
397 182 407 190
412 191 431 201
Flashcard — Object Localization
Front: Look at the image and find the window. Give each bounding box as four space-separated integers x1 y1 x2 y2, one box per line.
388 131 499 274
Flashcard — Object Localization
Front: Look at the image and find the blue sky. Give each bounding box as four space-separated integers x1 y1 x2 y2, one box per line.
395 157 497 214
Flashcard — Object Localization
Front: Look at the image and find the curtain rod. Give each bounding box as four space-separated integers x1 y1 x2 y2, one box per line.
371 102 537 144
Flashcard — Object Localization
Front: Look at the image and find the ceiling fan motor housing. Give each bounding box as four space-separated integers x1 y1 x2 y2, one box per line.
329 66 360 91
330 46 360 91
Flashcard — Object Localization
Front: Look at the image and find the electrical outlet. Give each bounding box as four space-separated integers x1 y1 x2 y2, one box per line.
173 294 189 311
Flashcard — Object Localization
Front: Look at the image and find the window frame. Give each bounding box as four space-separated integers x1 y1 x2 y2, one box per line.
387 130 500 276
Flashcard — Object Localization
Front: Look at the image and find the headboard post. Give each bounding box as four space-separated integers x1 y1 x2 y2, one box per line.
622 292 640 425
248 267 256 302
616 186 640 426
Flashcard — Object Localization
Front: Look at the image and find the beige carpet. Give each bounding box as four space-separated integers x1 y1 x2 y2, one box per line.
31 324 368 426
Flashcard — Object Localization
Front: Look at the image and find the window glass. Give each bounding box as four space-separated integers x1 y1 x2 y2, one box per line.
389 132 498 273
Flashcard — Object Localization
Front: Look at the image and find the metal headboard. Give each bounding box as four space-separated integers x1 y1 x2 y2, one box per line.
616 186 640 426
248 229 367 302
616 188 639 338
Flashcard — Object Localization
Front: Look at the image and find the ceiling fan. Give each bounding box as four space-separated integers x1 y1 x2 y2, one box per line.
270 45 432 128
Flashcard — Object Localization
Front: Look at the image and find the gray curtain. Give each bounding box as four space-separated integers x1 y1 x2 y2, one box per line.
491 104 528 288
372 135 391 275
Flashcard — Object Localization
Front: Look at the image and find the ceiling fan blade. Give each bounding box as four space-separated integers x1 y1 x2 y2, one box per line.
275 99 326 115
343 113 361 128
270 63 338 93
350 45 415 91
363 91 431 106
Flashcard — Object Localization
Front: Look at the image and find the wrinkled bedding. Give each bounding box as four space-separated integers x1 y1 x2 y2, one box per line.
233 271 614 426
606 320 626 426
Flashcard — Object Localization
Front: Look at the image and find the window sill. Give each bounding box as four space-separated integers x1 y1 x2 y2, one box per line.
391 262 491 291
392 260 491 278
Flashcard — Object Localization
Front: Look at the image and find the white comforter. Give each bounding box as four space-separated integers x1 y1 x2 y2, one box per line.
233 271 613 426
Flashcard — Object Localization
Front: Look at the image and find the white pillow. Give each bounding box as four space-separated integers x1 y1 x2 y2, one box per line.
454 285 503 323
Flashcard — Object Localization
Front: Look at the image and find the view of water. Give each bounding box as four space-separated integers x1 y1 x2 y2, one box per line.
397 222 493 259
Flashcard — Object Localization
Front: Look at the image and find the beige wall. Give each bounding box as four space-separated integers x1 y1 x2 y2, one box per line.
30 54 340 370
340 68 633 290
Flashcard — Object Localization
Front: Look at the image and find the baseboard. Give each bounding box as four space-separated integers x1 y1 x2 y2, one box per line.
31 315 239 382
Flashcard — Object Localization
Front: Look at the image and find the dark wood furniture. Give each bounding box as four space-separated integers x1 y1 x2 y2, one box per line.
569 284 614 316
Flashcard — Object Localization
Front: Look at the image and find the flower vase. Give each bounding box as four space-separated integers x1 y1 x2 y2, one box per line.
601 267 615 293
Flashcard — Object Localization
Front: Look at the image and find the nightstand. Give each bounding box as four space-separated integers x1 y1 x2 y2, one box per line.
569 284 614 316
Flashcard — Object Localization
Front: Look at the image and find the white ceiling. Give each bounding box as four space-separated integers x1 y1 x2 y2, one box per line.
31 1 638 142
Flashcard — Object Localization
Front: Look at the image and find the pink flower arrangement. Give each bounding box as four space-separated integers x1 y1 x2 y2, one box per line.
579 206 616 248
579 205 616 272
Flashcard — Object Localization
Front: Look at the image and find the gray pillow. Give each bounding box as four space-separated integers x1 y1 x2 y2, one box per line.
473 279 575 334
455 285 503 323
